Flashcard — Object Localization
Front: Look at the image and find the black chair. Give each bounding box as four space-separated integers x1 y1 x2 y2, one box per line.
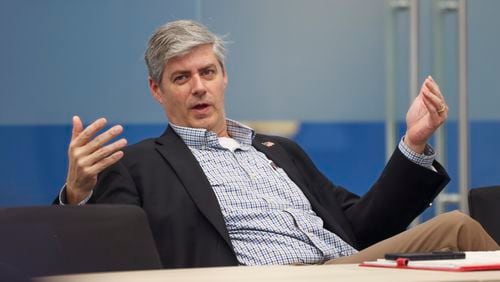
0 205 162 278
468 186 500 245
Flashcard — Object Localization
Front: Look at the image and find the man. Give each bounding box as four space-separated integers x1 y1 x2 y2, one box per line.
58 20 498 268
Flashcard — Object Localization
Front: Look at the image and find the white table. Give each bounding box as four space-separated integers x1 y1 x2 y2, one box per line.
34 264 500 282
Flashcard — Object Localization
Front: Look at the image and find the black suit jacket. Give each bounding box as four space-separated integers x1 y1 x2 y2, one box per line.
77 126 450 268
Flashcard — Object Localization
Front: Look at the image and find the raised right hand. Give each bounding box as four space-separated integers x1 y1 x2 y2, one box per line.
65 116 127 204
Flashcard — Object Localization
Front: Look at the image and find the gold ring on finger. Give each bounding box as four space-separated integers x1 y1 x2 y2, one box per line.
437 103 446 114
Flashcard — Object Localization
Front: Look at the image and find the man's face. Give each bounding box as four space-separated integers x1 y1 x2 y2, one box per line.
149 44 228 136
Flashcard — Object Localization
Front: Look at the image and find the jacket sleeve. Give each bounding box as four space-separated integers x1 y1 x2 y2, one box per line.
86 160 142 206
51 159 140 206
276 136 450 249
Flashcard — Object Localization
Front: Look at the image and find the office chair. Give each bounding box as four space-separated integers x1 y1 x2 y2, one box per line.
468 186 500 245
0 205 162 277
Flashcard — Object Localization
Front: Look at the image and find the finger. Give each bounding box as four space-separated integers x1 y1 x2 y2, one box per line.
428 75 439 88
421 92 440 119
418 77 434 98
423 90 447 118
81 125 124 155
71 116 84 141
423 89 444 110
426 76 445 100
417 79 429 97
72 118 108 147
85 150 125 177
84 138 127 166
425 80 442 98
420 84 436 104
423 93 448 125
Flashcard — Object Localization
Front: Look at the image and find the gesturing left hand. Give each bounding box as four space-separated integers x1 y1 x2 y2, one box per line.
404 76 448 154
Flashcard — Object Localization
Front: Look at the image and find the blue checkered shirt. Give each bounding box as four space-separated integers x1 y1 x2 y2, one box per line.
171 120 361 265
171 120 436 265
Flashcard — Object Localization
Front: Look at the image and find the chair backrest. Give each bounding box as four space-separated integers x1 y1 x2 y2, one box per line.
468 186 500 245
0 205 162 277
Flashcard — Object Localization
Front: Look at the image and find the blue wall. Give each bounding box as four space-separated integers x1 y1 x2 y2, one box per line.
2 121 500 207
1 0 500 208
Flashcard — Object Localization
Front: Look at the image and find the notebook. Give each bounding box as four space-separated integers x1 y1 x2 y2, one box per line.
360 251 500 272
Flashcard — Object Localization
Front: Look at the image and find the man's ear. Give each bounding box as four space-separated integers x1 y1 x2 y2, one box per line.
222 65 228 89
148 77 163 104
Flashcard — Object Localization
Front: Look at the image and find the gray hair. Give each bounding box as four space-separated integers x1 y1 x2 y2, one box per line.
145 19 226 84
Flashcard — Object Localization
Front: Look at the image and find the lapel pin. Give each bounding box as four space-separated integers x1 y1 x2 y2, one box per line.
262 141 275 147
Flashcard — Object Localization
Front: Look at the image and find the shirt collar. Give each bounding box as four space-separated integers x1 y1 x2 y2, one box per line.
170 119 255 150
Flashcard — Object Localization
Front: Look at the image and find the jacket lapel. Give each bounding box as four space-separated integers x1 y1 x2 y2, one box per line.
253 135 355 245
154 127 234 252
253 136 309 195
253 136 320 211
